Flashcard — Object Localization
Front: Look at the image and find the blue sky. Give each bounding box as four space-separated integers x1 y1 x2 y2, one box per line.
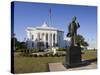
13 1 97 48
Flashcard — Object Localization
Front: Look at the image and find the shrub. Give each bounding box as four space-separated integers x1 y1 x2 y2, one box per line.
34 54 37 57
39 54 44 57
56 53 60 57
51 54 55 57
36 53 40 57
56 48 66 51
44 53 47 57
30 48 39 53
28 53 33 57
46 54 50 57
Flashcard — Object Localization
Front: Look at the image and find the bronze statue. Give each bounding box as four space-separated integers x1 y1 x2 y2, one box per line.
65 16 82 68
67 16 80 46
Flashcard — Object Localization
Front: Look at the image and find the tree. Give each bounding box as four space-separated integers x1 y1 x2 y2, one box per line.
76 34 89 49
18 42 27 49
82 41 88 49
11 33 27 52
11 33 20 51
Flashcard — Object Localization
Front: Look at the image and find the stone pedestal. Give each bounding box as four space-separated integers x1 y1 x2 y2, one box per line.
65 46 82 68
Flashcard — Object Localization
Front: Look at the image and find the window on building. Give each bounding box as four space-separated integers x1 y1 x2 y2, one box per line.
41 33 44 40
37 33 40 40
50 33 52 41
46 42 48 48
32 42 34 47
32 35 34 40
53 34 55 42
46 33 48 41
53 42 55 47
53 34 55 47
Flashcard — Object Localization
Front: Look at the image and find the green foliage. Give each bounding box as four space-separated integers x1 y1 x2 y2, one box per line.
56 48 66 51
30 48 39 53
76 34 89 47
14 55 64 73
20 49 34 57
11 36 27 52
15 42 27 52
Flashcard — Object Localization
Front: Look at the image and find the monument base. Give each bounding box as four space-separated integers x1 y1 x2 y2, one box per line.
65 46 82 68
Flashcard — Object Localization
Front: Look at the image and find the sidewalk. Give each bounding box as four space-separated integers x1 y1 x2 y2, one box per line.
48 62 97 72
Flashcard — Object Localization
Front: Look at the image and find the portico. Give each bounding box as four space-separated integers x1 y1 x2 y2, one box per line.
26 22 64 50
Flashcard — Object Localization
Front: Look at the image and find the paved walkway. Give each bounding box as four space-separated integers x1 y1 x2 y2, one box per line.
49 62 97 72
66 62 97 71
49 63 66 71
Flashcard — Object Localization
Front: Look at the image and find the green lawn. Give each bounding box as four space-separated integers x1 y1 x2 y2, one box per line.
14 50 97 73
82 50 97 60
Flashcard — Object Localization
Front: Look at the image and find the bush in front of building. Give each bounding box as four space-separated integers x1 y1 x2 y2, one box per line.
15 49 31 56
30 48 39 53
56 48 67 51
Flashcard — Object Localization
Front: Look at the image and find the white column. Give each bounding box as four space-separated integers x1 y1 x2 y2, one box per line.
40 33 42 40
49 33 52 47
48 33 50 46
44 33 46 48
55 33 57 46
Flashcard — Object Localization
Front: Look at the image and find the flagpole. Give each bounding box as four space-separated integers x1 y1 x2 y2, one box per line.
49 8 52 26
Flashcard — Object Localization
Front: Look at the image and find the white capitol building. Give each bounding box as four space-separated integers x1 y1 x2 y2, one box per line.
26 21 69 50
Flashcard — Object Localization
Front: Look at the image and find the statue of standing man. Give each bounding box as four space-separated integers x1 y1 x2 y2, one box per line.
67 16 80 46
